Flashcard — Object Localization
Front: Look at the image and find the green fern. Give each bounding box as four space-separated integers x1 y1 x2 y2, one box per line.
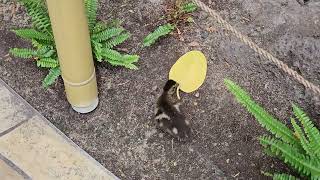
92 27 124 42
84 0 98 32
224 79 300 148
105 32 131 49
260 136 320 177
292 104 320 157
92 19 123 34
181 2 197 13
101 48 139 69
291 117 314 156
42 67 61 88
37 58 59 68
143 23 175 47
272 173 299 180
224 79 320 179
11 0 139 88
12 29 53 42
10 48 37 58
19 0 51 34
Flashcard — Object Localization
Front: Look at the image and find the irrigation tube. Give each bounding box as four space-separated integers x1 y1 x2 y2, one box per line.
46 0 99 113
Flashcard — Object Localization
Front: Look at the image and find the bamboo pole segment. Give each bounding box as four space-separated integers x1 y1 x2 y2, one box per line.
46 0 98 113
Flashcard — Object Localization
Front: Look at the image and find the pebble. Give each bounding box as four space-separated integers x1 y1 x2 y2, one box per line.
195 92 200 98
152 85 157 91
226 159 230 163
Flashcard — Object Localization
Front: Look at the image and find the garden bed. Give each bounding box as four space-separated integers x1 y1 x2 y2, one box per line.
1 0 319 179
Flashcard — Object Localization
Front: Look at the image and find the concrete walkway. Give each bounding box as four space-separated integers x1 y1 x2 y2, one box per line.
0 79 118 180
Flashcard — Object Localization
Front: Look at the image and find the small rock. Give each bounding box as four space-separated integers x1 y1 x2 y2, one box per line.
193 102 198 106
238 153 242 156
226 159 230 163
3 15 11 21
195 92 200 98
188 41 200 47
201 31 209 39
206 26 216 33
152 85 157 91
188 147 194 152
173 162 177 166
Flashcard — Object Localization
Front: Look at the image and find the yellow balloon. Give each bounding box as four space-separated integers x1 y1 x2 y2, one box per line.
169 50 207 93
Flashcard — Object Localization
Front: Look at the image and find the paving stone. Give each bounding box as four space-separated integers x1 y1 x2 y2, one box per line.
0 81 34 135
0 153 31 180
0 79 118 180
0 115 117 180
0 158 25 180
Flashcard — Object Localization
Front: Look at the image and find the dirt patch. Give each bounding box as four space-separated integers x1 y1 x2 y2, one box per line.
1 0 320 179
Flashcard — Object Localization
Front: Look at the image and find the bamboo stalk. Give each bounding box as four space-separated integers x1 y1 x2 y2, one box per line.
46 0 98 113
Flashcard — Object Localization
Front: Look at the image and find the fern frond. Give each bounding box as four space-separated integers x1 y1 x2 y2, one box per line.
224 79 300 148
92 20 123 34
291 118 314 156
143 23 175 47
31 39 44 48
93 22 109 34
19 0 51 33
9 48 37 59
37 58 59 68
37 46 56 58
12 28 53 42
292 104 320 157
272 173 299 180
101 48 123 60
101 49 139 69
92 27 124 42
181 2 197 13
105 33 130 48
42 67 61 88
260 136 320 177
84 0 98 32
92 40 103 61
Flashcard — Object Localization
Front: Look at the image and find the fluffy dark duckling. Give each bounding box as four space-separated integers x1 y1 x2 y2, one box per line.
154 80 191 141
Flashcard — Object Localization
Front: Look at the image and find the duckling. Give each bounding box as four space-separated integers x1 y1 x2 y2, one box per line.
154 79 191 141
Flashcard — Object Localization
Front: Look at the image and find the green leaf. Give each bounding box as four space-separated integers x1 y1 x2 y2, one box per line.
101 48 139 69
260 136 320 177
42 67 61 88
272 173 299 180
293 104 320 158
84 0 98 32
92 27 124 42
143 23 175 47
224 79 301 148
37 58 59 68
105 32 131 48
181 2 197 13
291 117 313 156
92 19 123 34
19 0 51 33
9 48 37 59
12 28 53 42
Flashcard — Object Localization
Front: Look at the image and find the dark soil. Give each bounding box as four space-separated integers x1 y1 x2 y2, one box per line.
1 0 320 179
